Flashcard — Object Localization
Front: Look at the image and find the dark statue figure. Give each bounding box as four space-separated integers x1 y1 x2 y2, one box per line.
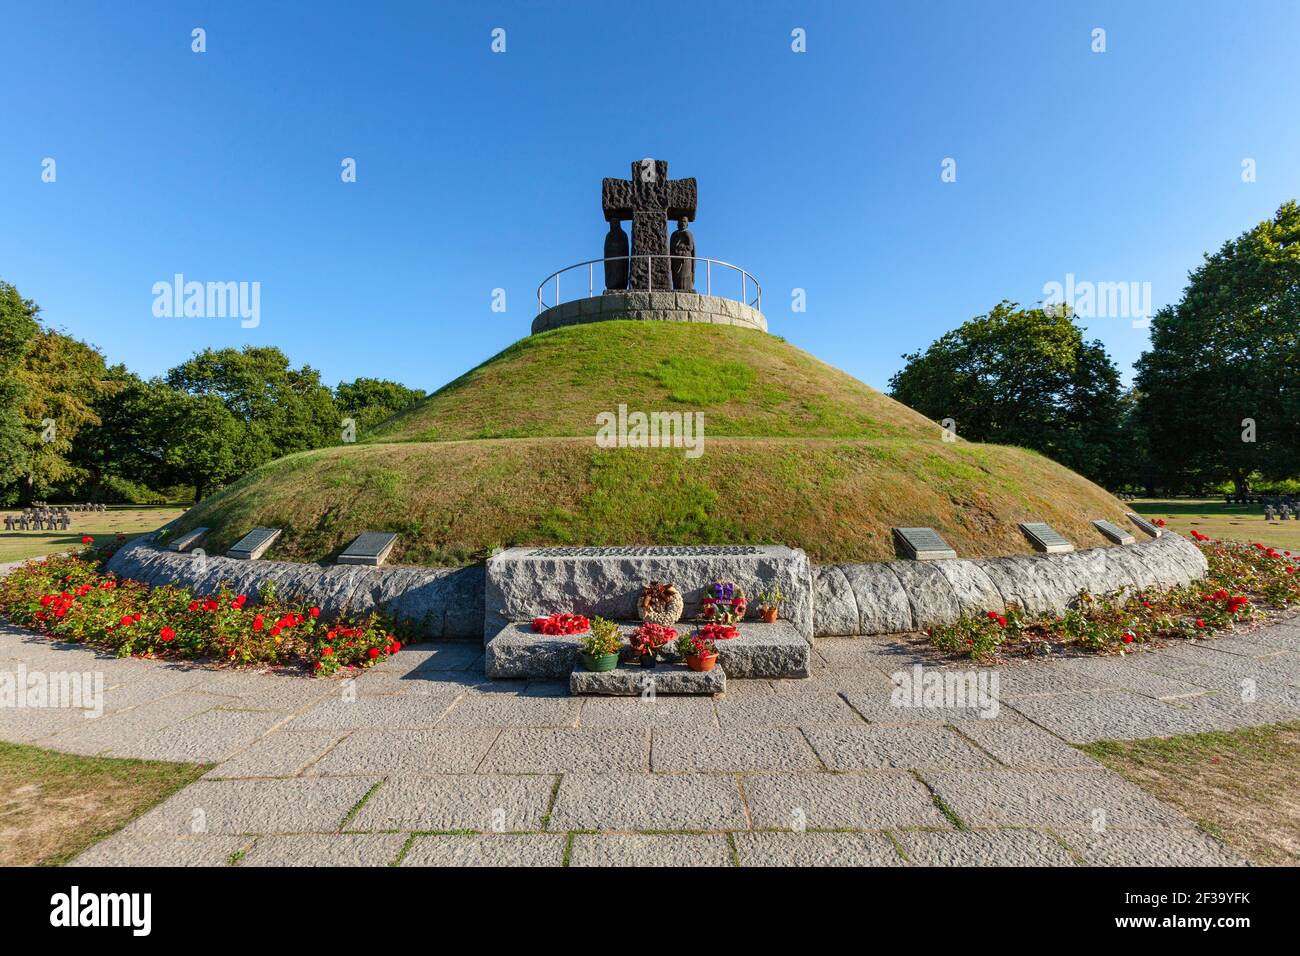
602 159 697 291
670 218 695 292
603 220 629 291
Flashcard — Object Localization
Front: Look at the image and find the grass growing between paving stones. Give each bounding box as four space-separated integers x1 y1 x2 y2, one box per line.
1080 721 1300 866
0 741 208 866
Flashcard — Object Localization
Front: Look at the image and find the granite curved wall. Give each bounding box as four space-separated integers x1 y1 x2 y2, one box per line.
810 532 1207 636
105 531 1207 642
531 291 767 335
105 536 483 639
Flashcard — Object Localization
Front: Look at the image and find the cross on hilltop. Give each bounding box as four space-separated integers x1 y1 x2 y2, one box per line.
601 159 697 292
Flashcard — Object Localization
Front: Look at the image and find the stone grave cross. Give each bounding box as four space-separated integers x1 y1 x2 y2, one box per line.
602 159 697 292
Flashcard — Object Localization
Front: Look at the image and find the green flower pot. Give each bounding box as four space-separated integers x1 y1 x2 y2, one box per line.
580 651 619 672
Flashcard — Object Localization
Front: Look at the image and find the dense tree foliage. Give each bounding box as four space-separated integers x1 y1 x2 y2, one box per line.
1134 201 1300 495
889 302 1124 485
0 282 40 500
335 377 427 435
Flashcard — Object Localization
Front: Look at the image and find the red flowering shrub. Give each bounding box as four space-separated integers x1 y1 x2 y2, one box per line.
930 534 1295 661
531 613 590 635
0 552 404 678
628 621 677 655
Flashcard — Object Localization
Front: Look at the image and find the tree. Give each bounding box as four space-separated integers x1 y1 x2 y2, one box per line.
71 370 175 492
0 281 40 501
15 327 117 503
1134 201 1300 495
157 391 248 501
166 346 340 467
335 377 427 436
888 301 1124 484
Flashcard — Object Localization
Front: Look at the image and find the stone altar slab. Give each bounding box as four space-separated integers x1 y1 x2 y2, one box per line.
484 544 813 641
570 660 725 696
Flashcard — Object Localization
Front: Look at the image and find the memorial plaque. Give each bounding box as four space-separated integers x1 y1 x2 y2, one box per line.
1125 512 1163 538
337 531 398 566
227 526 282 560
891 527 957 561
1019 521 1074 554
170 527 209 553
1092 519 1135 545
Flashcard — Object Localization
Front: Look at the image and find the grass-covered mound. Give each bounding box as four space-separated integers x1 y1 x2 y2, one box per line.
173 321 1132 566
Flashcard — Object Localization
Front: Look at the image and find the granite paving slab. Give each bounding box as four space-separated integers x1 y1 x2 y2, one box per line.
569 833 734 867
651 727 822 772
72 834 252 867
732 831 904 866
715 692 864 728
895 828 1078 866
436 694 582 728
305 728 500 775
949 720 1102 769
107 708 286 762
1006 689 1223 742
742 771 951 830
1059 828 1249 866
576 695 719 728
281 691 464 730
206 731 347 779
400 834 566 867
921 769 1196 829
803 724 993 770
549 773 748 831
477 727 648 773
119 777 382 836
348 774 555 832
238 833 407 866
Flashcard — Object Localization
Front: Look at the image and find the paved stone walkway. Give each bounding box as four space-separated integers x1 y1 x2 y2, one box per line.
3 618 1299 867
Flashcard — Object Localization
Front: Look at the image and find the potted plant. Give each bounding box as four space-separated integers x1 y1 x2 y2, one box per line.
578 617 621 672
674 631 719 671
628 622 676 669
756 585 785 623
700 581 747 624
638 580 684 625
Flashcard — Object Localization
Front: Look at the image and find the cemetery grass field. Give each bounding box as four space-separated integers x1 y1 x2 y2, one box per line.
1081 722 1300 867
171 322 1130 566
1133 499 1300 552
0 505 186 564
0 741 208 866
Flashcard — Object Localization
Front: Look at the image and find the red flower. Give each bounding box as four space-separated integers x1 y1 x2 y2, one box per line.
253 614 264 631
309 607 320 618
203 599 219 612
120 615 132 627
80 536 94 544
270 626 281 637
368 647 381 659
1122 633 1134 644
188 600 201 612
1196 618 1206 629
986 611 1000 621
321 646 333 656
159 626 176 642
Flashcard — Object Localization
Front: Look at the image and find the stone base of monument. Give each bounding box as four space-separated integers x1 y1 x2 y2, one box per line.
484 620 810 681
570 659 725 696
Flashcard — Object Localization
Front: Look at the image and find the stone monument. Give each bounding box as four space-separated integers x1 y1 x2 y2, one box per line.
602 159 697 291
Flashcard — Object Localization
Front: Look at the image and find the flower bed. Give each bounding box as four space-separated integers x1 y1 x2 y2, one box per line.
928 536 1300 661
0 548 402 677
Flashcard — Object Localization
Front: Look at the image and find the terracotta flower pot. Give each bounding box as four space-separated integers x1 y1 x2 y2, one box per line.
686 652 718 672
761 607 778 623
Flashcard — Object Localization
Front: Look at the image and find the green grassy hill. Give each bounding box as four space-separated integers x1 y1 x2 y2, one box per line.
174 322 1130 566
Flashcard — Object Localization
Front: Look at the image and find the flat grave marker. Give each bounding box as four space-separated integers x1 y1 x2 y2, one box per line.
1125 512 1163 538
337 531 398 566
1092 519 1135 545
891 527 957 561
227 526 282 561
170 527 209 553
1019 521 1074 554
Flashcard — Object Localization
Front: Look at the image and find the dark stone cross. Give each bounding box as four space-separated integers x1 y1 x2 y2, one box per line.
602 159 697 292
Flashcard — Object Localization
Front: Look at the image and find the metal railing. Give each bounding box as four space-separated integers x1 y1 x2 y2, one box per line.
537 256 761 313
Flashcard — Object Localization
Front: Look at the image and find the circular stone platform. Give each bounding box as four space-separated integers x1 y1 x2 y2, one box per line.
531 291 767 335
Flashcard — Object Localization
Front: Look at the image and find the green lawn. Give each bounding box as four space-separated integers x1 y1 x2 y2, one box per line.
1133 498 1300 551
0 741 208 866
0 505 185 564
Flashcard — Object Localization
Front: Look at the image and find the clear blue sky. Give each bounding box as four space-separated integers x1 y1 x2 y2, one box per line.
3 1 1298 394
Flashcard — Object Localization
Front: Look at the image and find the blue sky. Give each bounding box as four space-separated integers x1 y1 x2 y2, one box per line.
3 0 1298 394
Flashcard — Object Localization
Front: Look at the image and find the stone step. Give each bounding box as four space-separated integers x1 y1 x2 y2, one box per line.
484 620 810 681
570 659 725 696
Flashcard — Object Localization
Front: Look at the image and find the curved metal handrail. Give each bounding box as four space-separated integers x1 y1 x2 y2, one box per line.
537 256 761 313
